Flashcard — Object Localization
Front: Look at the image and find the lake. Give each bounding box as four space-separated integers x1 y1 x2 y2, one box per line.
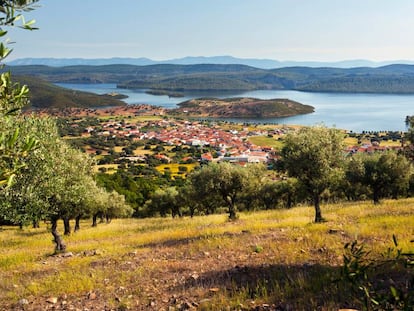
56 83 414 132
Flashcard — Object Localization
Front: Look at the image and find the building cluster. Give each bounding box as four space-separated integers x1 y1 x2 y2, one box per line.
79 117 403 165
85 119 285 164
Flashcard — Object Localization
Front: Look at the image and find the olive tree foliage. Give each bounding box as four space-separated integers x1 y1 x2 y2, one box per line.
346 151 412 204
0 0 38 187
281 126 345 222
0 117 56 226
186 165 221 216
258 178 300 210
144 186 181 218
238 163 266 211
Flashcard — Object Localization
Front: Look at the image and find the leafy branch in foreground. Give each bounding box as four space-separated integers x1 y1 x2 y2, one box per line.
340 236 414 310
0 0 38 187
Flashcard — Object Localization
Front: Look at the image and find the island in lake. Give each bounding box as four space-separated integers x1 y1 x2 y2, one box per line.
170 97 314 118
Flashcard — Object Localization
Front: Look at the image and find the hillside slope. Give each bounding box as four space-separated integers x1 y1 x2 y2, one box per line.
14 75 126 108
0 199 412 310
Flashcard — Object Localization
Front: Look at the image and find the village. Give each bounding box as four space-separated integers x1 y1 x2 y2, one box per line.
90 118 282 164
56 105 405 172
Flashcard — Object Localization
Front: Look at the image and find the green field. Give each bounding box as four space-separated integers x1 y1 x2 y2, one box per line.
1 199 413 310
248 135 284 149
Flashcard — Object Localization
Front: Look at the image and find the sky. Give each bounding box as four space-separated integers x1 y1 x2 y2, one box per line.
6 0 414 61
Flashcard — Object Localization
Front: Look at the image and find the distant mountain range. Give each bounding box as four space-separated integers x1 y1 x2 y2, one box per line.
7 56 414 69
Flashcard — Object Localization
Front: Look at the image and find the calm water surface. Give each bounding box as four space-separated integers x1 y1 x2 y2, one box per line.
56 83 414 132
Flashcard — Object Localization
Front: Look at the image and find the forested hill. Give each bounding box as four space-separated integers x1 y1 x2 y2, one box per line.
6 63 414 94
13 75 126 109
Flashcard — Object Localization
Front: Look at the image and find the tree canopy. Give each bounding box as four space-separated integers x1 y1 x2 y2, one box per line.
281 126 345 222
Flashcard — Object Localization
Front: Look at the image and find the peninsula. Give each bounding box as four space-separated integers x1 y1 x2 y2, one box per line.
170 97 314 118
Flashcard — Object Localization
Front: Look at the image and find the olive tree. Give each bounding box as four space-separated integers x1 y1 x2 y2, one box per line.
281 126 345 222
346 151 412 204
187 162 250 220
144 186 181 218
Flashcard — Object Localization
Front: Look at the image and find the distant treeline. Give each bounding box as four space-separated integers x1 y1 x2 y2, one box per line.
5 63 414 94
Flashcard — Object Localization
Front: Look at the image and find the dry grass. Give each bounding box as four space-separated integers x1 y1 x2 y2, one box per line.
0 199 413 310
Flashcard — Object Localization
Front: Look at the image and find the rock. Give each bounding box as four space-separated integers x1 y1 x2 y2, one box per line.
87 291 97 300
46 297 58 304
62 252 74 258
18 298 29 306
94 249 103 255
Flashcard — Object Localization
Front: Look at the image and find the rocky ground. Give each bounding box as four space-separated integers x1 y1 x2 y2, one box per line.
4 229 344 311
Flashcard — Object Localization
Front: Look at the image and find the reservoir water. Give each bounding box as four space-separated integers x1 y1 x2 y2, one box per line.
56 83 414 132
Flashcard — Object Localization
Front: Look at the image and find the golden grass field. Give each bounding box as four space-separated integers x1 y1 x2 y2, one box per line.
0 198 413 310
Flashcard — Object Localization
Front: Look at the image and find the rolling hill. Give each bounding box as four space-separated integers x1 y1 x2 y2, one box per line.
5 63 414 97
13 75 126 109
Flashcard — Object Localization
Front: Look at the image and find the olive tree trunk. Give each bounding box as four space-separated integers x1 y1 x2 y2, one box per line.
74 214 82 232
313 194 323 223
51 218 66 253
63 217 71 235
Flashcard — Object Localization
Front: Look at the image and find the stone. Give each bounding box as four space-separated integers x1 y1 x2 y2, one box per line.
87 291 97 300
94 249 103 255
46 297 58 304
18 298 29 306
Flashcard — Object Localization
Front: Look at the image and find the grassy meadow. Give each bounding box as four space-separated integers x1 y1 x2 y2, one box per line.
0 199 413 310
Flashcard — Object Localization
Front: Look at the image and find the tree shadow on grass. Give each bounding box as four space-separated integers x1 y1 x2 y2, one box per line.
137 231 243 249
16 229 49 237
175 263 357 310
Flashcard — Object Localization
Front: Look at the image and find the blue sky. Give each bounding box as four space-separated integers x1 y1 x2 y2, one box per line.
6 0 414 61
